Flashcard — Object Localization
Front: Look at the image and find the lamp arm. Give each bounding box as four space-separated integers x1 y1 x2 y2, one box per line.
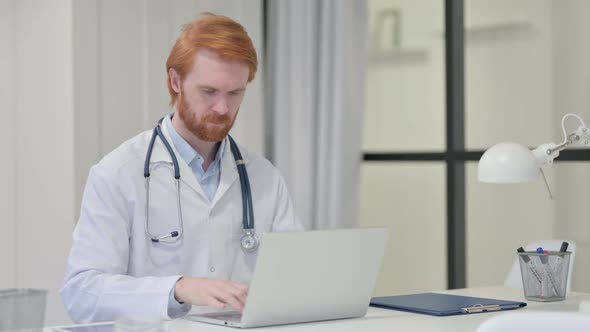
548 132 585 154
532 143 559 167
559 113 587 145
532 114 590 166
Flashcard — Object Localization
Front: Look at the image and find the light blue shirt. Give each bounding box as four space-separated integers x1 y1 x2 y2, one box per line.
164 115 226 202
164 114 226 317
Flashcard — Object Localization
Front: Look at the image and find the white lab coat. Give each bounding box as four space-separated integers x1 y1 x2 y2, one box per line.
60 121 303 323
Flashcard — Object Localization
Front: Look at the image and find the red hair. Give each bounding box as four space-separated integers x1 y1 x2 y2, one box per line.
166 13 258 106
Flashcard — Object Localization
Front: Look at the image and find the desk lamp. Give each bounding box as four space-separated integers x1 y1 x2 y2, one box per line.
478 113 590 312
478 113 590 196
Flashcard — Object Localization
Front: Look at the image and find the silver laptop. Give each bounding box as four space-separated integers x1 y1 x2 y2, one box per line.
185 227 390 328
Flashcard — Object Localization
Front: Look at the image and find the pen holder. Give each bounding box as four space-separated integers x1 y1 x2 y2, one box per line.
517 252 571 302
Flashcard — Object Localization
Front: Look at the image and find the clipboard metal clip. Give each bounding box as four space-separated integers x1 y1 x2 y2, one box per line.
462 304 502 313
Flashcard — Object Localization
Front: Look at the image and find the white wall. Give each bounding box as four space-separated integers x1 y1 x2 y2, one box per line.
0 0 76 325
465 0 554 150
552 0 590 292
0 0 17 290
464 0 555 288
364 0 445 152
361 0 447 295
360 163 447 296
0 0 264 325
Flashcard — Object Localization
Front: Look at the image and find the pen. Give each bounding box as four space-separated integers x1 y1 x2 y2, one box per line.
536 247 560 297
560 241 569 253
557 242 569 264
517 247 542 284
554 241 569 288
536 247 547 263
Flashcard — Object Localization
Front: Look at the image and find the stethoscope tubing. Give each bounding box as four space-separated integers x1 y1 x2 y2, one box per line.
229 135 254 230
143 115 256 248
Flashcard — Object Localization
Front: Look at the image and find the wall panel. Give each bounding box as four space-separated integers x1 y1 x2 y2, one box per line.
99 0 144 153
14 0 75 325
0 0 17 289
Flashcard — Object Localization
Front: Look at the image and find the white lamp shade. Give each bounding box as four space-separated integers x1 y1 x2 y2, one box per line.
478 142 540 183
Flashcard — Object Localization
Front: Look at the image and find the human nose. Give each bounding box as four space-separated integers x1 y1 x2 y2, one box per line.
211 96 230 115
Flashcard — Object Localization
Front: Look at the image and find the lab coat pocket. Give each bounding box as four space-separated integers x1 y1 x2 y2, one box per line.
144 163 183 270
147 240 182 272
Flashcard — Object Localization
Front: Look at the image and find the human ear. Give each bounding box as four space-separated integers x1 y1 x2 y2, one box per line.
169 68 181 94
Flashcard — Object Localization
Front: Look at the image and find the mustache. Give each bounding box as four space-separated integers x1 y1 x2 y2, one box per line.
202 113 231 124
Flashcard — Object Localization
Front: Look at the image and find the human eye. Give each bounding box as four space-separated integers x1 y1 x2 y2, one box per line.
229 89 244 96
201 87 216 95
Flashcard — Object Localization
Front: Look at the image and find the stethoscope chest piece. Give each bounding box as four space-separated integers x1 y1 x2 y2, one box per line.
241 229 259 252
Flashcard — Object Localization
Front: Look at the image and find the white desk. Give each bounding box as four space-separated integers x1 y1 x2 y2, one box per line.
51 286 590 332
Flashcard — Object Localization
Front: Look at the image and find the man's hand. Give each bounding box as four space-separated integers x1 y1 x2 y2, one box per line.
174 277 249 312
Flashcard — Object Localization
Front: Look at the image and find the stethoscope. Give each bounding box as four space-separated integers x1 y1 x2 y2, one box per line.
143 115 258 252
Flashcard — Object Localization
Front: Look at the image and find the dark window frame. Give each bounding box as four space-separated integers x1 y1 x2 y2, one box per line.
362 0 590 289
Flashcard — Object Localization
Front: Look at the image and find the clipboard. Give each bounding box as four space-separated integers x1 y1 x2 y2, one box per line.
370 293 527 316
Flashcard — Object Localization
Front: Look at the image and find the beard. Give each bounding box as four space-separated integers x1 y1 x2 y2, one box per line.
177 91 237 142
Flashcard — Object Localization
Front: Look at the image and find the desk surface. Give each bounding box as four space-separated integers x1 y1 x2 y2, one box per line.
52 286 590 332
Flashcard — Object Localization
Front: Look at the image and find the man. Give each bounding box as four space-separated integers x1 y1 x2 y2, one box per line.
60 13 302 323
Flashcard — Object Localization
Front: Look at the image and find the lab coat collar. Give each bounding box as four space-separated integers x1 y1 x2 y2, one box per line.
213 137 248 205
148 114 250 202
